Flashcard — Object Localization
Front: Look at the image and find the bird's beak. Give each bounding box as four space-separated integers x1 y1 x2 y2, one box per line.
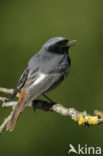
67 40 77 47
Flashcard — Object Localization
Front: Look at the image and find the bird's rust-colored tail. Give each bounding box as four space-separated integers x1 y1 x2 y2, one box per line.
6 88 26 131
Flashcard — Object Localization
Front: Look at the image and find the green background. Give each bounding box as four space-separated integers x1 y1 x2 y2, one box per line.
0 0 103 155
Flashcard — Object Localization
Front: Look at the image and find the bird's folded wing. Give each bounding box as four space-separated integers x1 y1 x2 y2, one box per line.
17 67 29 89
23 70 63 105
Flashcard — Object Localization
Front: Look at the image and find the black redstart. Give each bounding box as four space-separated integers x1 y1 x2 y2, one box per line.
6 37 76 131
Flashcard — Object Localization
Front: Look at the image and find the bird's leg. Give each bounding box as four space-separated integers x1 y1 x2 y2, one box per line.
42 94 56 104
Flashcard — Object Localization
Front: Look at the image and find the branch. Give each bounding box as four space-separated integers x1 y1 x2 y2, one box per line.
0 87 20 97
0 87 103 133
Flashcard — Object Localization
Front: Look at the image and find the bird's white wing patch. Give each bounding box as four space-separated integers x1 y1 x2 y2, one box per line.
30 73 47 88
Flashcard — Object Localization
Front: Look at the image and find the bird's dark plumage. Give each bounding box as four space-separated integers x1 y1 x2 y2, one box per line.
6 37 76 131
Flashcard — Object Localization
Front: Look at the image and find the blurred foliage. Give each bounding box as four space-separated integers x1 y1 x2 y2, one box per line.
0 0 103 156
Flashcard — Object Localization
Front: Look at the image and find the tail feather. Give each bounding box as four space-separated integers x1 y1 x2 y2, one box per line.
6 100 25 131
6 88 26 131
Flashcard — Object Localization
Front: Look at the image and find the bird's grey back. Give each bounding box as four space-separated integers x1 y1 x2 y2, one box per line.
28 48 70 74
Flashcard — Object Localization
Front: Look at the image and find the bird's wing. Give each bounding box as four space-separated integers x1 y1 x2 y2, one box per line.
9 68 29 100
23 70 64 105
17 68 29 89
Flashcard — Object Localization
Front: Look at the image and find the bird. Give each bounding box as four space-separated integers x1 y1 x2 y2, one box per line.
6 37 76 131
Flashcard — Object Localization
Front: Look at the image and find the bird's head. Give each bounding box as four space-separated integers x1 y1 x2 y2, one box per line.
42 37 76 54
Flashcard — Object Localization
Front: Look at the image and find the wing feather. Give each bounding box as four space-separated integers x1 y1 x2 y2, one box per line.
17 68 29 89
23 71 63 106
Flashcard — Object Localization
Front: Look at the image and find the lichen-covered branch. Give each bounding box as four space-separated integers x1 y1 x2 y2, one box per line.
0 87 103 133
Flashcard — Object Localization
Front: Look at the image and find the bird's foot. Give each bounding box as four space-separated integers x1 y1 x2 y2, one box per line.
32 99 55 112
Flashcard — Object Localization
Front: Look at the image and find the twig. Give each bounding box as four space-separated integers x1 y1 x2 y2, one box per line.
0 110 14 133
0 87 20 97
0 86 103 133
